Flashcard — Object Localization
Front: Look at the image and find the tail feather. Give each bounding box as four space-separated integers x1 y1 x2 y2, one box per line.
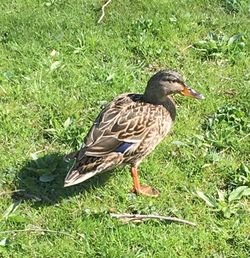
64 153 123 187
64 169 99 187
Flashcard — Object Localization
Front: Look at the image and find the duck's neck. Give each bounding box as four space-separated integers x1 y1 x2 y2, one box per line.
163 96 176 121
142 94 176 121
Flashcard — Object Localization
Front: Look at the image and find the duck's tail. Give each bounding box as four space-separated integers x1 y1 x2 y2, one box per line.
64 152 123 187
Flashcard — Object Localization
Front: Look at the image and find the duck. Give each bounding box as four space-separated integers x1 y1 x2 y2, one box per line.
64 70 204 197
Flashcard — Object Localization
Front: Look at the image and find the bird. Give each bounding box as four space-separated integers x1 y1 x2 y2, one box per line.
64 70 204 197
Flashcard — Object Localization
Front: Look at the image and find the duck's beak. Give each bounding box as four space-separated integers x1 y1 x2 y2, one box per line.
181 83 205 100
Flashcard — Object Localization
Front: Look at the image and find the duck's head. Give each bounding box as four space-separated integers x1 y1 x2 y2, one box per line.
143 70 204 104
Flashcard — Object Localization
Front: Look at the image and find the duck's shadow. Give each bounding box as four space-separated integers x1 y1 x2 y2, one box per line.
13 153 112 207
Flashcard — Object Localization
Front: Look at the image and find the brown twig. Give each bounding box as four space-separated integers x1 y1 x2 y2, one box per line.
218 146 230 155
110 213 197 227
180 44 194 53
97 0 112 24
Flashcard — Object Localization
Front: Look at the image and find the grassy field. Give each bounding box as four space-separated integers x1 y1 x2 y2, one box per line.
1 0 250 257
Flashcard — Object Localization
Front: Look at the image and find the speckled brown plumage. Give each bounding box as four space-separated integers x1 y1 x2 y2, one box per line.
64 70 204 196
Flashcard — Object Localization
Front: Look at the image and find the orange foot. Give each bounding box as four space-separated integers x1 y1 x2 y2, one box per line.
131 185 160 197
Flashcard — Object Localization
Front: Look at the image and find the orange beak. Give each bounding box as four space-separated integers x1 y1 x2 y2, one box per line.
181 84 205 100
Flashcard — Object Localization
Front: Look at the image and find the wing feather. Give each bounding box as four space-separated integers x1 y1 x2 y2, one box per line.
81 94 163 157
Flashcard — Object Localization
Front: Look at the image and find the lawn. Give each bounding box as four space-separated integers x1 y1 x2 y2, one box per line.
0 0 250 257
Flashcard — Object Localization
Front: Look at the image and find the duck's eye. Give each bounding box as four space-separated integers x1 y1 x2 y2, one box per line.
172 79 183 84
161 77 169 82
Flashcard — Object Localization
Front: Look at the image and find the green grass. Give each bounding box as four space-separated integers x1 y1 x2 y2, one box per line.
1 0 250 257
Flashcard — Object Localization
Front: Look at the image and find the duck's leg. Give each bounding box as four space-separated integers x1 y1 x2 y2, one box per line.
130 166 159 197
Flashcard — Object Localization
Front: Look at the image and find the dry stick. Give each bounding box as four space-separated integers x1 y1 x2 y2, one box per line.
110 213 197 227
97 0 112 24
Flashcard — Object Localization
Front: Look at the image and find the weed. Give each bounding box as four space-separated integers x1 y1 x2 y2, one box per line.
202 104 249 151
196 186 250 218
0 0 249 257
43 115 85 149
126 16 163 63
193 32 246 63
222 0 242 13
227 163 250 189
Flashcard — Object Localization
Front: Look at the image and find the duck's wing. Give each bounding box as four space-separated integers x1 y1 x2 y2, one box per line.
75 93 163 159
64 93 170 186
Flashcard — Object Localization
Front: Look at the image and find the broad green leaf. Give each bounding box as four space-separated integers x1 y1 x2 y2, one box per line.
50 61 61 71
228 186 248 202
98 100 108 108
44 128 56 132
0 238 7 247
196 190 217 207
39 174 57 183
8 214 28 223
242 188 250 196
195 40 207 47
64 117 71 129
30 153 38 160
169 16 177 23
50 49 59 57
228 34 243 45
241 163 249 174
171 140 188 146
3 201 21 218
106 73 114 81
217 189 225 201
222 206 232 219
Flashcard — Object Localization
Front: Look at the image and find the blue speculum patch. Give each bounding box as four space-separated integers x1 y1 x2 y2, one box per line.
115 142 134 153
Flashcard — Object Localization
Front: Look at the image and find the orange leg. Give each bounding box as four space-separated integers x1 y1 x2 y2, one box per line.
130 166 159 197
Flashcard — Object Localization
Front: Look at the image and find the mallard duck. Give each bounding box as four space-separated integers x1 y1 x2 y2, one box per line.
64 70 204 197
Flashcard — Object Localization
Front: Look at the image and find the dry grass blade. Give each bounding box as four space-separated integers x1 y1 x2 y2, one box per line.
97 0 112 23
0 189 24 196
110 213 197 227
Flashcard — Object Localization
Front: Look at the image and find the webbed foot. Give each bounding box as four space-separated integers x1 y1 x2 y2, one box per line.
131 185 160 197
